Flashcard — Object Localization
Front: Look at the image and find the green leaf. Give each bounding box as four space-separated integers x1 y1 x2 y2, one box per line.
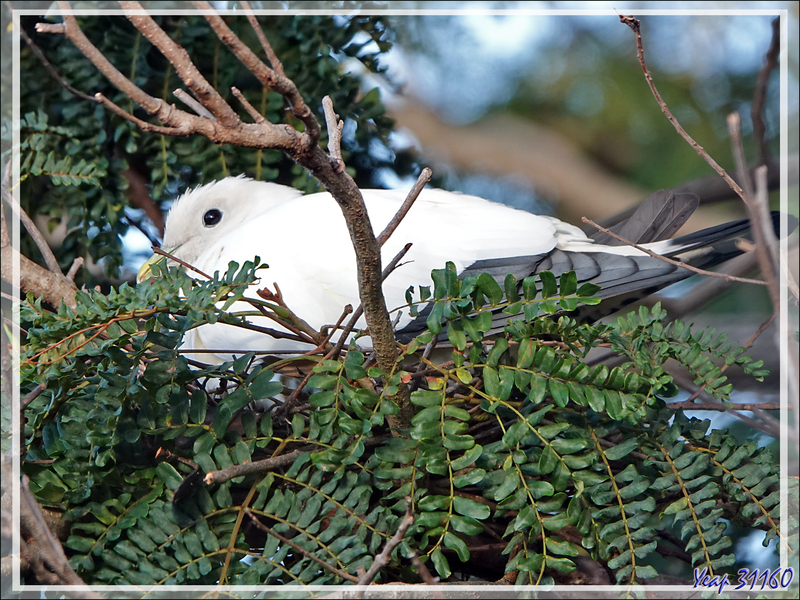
604 437 639 461
430 546 451 579
444 531 470 562
453 496 491 520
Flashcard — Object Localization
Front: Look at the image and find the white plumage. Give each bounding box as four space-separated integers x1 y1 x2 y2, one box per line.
140 176 753 363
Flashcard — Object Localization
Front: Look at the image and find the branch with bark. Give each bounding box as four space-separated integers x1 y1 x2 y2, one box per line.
35 1 408 425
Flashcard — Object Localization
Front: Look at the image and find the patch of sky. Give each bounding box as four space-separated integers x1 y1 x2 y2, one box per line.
735 530 780 572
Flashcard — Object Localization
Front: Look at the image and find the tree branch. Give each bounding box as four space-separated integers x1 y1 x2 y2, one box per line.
119 1 240 126
192 0 320 144
356 497 415 587
1 164 78 308
205 447 312 485
620 15 746 202
322 96 345 173
240 1 285 77
377 167 432 246
11 466 103 596
245 508 359 584
752 17 780 167
173 88 216 120
231 86 266 123
728 116 781 309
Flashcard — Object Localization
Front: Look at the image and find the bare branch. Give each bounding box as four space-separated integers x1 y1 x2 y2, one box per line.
332 242 414 359
19 20 98 104
245 509 359 583
65 257 84 281
191 0 320 143
377 167 433 246
173 88 216 120
357 497 415 587
620 15 745 202
4 179 62 275
322 96 345 173
95 92 188 135
231 86 266 123
205 448 307 485
38 3 167 118
581 217 767 286
669 401 784 412
752 18 780 167
21 383 47 410
240 0 285 77
119 1 240 126
1 164 78 308
17 472 103 595
728 115 781 309
151 246 212 280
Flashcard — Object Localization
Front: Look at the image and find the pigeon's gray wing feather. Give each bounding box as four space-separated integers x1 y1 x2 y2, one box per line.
591 190 699 245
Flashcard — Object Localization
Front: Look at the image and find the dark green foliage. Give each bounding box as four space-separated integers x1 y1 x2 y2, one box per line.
20 261 782 586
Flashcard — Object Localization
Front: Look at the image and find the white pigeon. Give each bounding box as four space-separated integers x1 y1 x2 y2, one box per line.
138 176 761 364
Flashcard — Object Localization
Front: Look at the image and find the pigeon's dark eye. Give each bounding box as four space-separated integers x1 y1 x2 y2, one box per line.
203 209 222 227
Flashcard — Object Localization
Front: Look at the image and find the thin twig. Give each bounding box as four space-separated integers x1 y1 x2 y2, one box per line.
21 383 46 410
38 4 183 124
192 0 320 142
668 401 784 412
96 92 189 135
244 509 359 583
1 164 78 308
620 15 745 203
120 1 241 126
3 177 62 275
356 497 415 587
123 211 161 248
231 86 266 123
752 17 780 167
18 474 103 595
410 554 440 587
65 257 83 281
205 448 307 485
255 283 325 346
150 246 212 280
581 217 766 285
240 0 285 76
322 96 345 173
19 22 99 104
377 167 432 246
728 116 781 310
269 304 355 416
173 88 216 120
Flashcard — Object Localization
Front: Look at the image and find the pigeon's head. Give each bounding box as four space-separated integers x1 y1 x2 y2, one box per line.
137 176 303 281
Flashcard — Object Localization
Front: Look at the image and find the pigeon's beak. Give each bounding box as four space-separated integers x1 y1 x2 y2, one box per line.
136 249 173 284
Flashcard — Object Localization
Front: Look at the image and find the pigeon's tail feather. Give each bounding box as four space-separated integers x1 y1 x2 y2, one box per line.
661 212 779 266
591 190 699 245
